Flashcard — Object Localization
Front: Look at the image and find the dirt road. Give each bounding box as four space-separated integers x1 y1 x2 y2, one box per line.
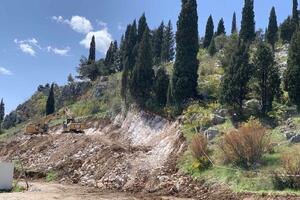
0 182 193 200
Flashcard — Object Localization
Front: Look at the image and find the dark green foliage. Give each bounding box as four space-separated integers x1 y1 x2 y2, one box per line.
153 68 169 107
216 18 226 36
67 74 74 83
137 14 148 43
231 12 237 34
253 42 280 114
172 0 199 105
119 35 125 71
266 7 278 49
88 35 96 63
240 0 256 42
77 57 99 81
153 22 164 65
46 84 55 115
203 15 214 48
0 99 4 133
220 33 239 71
285 31 300 110
208 37 217 56
130 28 155 106
105 40 120 72
280 17 294 43
292 0 299 27
161 20 175 63
221 42 252 110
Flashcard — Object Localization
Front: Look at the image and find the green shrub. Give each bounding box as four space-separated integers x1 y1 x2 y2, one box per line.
46 171 58 182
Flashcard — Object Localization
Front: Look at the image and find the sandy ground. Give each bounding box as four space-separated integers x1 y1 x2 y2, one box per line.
0 182 193 200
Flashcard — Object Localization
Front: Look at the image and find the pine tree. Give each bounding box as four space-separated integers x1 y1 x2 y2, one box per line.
119 35 125 71
280 17 294 43
137 14 148 43
285 30 300 110
0 99 4 133
203 15 214 48
172 0 199 104
161 20 175 62
254 42 280 114
46 83 55 115
221 42 252 111
231 12 237 34
154 68 169 107
240 0 256 42
105 40 119 72
208 37 217 56
216 18 226 36
130 28 154 106
88 35 96 63
153 21 164 65
105 42 114 66
266 7 278 50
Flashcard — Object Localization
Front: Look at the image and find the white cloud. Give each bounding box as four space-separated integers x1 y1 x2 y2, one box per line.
47 46 70 56
14 38 39 56
96 20 107 28
117 23 126 31
0 67 12 75
52 15 93 34
80 28 113 54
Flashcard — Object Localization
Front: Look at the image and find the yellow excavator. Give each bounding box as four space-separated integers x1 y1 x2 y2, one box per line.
25 108 85 135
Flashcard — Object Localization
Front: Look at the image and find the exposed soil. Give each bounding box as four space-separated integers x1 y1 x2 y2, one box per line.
1 111 300 199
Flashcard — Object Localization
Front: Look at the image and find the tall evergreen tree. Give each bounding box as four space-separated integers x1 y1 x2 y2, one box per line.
285 30 300 110
153 68 169 107
203 15 214 48
280 17 294 43
254 42 280 114
266 7 278 50
221 42 252 111
46 83 55 115
172 0 199 104
137 14 148 43
240 0 256 42
119 35 125 71
88 35 96 63
105 40 119 72
130 28 155 106
0 99 4 133
153 21 164 65
208 37 217 56
292 0 299 28
231 12 237 34
161 20 175 62
216 18 226 36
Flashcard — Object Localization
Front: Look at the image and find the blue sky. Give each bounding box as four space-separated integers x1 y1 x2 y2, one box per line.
0 0 292 113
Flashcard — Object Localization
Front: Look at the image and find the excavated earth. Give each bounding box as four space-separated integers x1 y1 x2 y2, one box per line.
0 110 300 200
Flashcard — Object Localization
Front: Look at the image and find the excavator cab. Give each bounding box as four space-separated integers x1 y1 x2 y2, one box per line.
62 117 85 133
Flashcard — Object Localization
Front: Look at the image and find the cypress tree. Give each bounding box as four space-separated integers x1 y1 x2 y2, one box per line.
137 14 148 43
216 18 226 36
46 83 55 115
172 0 199 104
280 17 294 43
221 42 252 111
292 0 299 28
154 68 169 107
203 15 214 48
88 35 96 64
231 12 237 34
240 0 256 42
161 20 175 62
119 35 125 71
0 99 4 133
153 21 164 65
130 28 155 106
254 42 280 114
208 37 217 56
266 7 278 50
105 42 114 66
285 30 300 110
67 74 74 83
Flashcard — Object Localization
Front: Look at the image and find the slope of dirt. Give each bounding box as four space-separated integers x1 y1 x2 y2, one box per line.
1 110 299 199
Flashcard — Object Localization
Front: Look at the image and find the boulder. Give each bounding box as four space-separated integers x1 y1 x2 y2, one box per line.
204 128 219 140
212 114 226 125
290 134 300 144
285 131 296 140
214 109 228 118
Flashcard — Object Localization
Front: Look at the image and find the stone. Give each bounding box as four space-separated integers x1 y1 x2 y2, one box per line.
290 134 300 143
284 131 296 140
204 128 219 140
211 115 226 125
214 109 228 118
243 99 261 116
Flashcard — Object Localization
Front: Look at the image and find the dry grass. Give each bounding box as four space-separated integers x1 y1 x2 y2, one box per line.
190 134 211 170
219 118 270 168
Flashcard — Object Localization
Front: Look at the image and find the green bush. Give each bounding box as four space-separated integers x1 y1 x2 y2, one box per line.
46 171 58 182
